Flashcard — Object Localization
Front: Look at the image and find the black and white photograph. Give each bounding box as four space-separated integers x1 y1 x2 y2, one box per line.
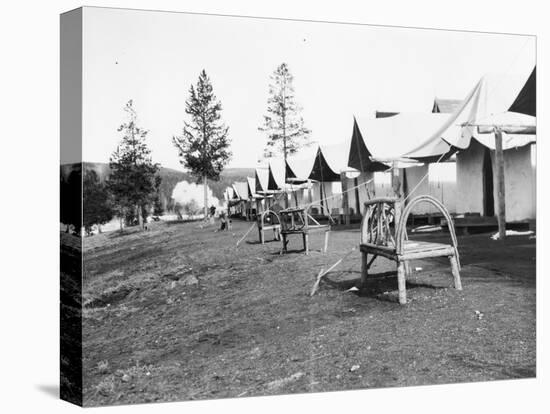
4 1 548 412
57 5 540 407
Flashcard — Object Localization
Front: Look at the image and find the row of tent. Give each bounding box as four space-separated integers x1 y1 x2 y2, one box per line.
226 68 536 223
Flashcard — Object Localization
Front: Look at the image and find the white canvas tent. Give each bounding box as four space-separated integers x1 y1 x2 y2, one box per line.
354 113 460 164
348 113 459 216
307 142 359 217
403 71 536 229
405 72 536 159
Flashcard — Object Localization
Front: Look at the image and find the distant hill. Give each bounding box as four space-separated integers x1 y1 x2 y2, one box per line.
61 162 255 211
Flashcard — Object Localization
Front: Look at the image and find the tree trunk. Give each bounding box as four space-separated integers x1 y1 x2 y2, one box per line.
203 173 208 220
119 217 124 233
137 204 144 230
98 224 102 234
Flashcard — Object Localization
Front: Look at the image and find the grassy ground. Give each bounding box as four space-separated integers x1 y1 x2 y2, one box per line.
80 219 536 406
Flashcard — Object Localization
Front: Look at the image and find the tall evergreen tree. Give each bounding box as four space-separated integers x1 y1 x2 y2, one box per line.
83 169 113 235
259 63 311 160
107 100 160 231
173 70 231 219
152 175 164 216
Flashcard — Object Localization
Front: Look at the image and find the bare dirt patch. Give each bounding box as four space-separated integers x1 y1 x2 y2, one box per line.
81 220 536 406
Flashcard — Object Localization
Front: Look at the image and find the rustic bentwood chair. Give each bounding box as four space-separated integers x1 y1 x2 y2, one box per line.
257 209 282 244
279 205 331 255
360 195 462 305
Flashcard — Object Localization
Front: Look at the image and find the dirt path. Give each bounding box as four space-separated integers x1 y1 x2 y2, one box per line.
80 220 535 406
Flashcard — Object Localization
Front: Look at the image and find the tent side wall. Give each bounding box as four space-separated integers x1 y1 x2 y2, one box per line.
428 163 457 214
456 140 535 222
404 164 457 215
491 144 536 222
345 167 456 217
403 166 430 213
309 181 343 215
456 142 485 216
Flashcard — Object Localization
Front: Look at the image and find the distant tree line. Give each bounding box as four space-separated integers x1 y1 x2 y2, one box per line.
60 100 163 236
63 69 238 236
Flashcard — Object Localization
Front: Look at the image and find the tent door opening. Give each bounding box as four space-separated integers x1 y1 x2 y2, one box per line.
483 147 495 217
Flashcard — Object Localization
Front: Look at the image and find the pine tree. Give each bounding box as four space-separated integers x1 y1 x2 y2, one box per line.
173 70 231 219
152 175 164 217
83 169 113 235
259 63 311 160
107 100 160 231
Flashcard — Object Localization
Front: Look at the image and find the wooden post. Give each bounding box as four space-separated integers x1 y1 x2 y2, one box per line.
284 189 289 209
397 261 407 305
449 255 462 290
494 129 506 240
319 182 325 214
340 172 350 225
354 177 360 216
391 161 401 199
361 252 368 287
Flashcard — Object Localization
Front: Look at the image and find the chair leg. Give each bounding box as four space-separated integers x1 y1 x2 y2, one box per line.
450 255 462 290
323 231 329 253
304 233 309 255
361 252 368 287
282 234 288 253
404 260 411 276
397 261 407 305
260 229 265 244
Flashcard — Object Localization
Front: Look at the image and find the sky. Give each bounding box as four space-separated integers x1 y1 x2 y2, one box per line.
82 7 535 171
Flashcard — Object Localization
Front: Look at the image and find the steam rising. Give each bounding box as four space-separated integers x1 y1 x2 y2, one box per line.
171 181 221 209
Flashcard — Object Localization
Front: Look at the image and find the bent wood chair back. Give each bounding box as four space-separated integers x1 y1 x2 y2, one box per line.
396 195 460 265
360 195 462 304
307 203 337 226
257 209 281 244
279 206 331 255
360 197 401 249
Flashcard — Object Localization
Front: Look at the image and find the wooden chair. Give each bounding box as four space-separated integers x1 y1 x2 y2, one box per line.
279 205 331 255
360 195 462 305
257 209 282 244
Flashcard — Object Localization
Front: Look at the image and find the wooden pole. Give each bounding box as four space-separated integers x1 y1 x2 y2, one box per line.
391 161 401 198
319 181 325 214
340 172 350 225
354 177 360 216
494 129 506 240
